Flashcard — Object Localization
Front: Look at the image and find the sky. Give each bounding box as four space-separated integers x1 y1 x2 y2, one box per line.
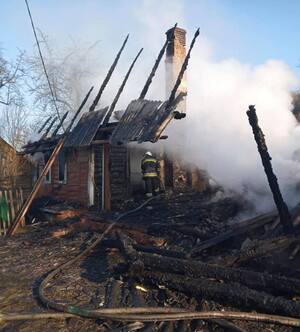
0 0 300 72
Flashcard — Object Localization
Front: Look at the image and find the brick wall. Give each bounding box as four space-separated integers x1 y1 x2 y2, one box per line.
38 147 91 206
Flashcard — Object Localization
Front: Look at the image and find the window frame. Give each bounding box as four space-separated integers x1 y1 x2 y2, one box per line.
58 150 67 184
45 167 52 184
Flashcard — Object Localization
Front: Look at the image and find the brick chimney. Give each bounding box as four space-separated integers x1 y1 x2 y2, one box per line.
165 27 187 113
162 27 208 191
162 26 188 189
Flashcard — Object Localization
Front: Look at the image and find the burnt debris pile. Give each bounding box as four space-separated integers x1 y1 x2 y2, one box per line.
2 186 300 331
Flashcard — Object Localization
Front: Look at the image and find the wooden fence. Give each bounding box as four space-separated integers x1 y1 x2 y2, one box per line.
0 188 24 236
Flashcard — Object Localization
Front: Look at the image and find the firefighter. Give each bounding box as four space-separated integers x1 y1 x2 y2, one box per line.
141 151 160 197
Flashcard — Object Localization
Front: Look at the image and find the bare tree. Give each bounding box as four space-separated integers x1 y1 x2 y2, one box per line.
0 48 29 151
0 100 29 150
0 49 25 107
26 32 99 125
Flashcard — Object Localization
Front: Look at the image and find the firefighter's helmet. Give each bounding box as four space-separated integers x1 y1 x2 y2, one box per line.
145 151 152 157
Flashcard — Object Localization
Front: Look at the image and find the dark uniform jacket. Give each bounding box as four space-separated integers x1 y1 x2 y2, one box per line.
141 156 160 178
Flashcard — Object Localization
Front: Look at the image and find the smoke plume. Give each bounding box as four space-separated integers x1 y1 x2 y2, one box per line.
182 56 300 212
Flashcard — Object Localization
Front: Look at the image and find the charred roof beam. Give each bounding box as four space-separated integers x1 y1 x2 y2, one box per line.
139 23 177 100
89 35 129 112
103 48 143 126
51 111 69 137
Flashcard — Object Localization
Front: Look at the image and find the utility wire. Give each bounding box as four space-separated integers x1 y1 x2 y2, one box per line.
24 0 62 124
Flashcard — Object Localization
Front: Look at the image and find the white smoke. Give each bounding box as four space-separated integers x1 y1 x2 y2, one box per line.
181 55 300 212
126 0 300 212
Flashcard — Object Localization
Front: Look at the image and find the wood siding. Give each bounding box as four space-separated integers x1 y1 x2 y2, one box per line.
93 145 103 209
0 138 34 198
110 145 129 209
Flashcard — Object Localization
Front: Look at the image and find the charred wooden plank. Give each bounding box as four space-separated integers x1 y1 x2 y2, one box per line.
51 111 69 136
103 48 143 125
191 211 277 257
139 23 177 100
211 235 299 267
89 34 129 112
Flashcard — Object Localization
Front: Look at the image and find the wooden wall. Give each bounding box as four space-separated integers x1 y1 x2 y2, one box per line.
93 145 103 209
0 138 34 198
110 145 129 209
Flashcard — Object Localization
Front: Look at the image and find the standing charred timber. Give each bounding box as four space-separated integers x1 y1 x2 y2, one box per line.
103 143 111 211
42 116 57 139
138 23 177 100
102 48 143 125
51 111 69 137
7 86 94 236
89 35 129 112
247 105 293 232
37 116 52 134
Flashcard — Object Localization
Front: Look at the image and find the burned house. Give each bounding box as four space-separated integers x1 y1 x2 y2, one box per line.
21 26 206 211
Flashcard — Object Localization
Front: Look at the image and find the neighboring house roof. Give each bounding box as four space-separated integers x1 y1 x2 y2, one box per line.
110 92 186 145
64 107 108 148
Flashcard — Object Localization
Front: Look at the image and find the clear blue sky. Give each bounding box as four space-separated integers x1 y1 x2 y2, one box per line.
0 0 299 72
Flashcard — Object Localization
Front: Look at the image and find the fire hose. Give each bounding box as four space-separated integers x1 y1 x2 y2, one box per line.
1 196 300 327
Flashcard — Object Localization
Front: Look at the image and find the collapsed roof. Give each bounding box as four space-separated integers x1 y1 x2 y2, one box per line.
21 26 199 155
110 93 185 145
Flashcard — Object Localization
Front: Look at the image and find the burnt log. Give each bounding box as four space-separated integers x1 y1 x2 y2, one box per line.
105 278 123 307
130 270 300 317
247 105 293 232
127 249 300 296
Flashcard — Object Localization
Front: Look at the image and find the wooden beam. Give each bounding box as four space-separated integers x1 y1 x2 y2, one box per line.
103 143 111 211
103 48 143 126
139 23 177 100
89 35 129 112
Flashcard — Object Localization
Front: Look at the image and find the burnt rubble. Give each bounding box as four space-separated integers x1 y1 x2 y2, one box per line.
1 188 300 332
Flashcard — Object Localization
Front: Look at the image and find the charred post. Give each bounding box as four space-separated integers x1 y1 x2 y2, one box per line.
139 23 177 100
247 105 293 232
103 48 143 126
51 111 69 137
42 116 57 139
66 86 94 133
37 116 52 134
89 35 129 112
